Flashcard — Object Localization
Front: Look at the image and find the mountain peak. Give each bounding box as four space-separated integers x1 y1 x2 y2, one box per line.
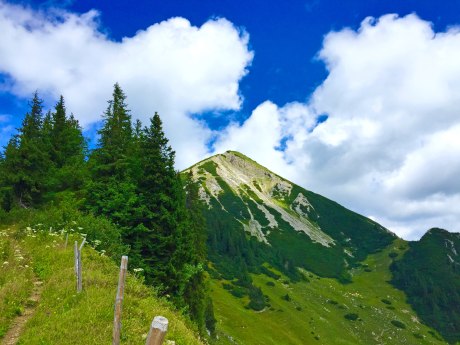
187 150 335 247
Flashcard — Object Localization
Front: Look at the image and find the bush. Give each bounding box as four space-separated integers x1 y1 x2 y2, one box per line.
344 313 359 321
391 320 406 329
266 281 275 287
247 286 266 311
381 298 392 305
388 252 398 259
282 293 291 302
260 266 281 280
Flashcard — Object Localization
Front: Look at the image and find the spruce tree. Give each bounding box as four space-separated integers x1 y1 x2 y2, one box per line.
47 96 87 193
86 83 138 225
131 113 190 298
4 92 51 207
182 172 213 335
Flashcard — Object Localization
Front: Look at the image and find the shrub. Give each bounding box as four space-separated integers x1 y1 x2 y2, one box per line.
391 320 406 329
388 252 398 259
282 293 291 302
344 313 359 321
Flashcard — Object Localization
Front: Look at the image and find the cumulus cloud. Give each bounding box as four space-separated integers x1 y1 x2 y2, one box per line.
0 1 253 167
214 14 460 239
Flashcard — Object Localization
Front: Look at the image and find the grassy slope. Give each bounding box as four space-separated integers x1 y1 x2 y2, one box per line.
211 239 453 345
0 225 203 345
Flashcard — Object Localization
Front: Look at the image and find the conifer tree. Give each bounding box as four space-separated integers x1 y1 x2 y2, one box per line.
131 113 183 290
86 83 138 225
3 92 51 207
48 96 87 193
182 172 213 335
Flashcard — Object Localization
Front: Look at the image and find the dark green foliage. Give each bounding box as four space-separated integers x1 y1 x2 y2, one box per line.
391 228 460 343
391 320 406 329
266 281 275 287
200 161 218 176
1 93 51 207
259 266 281 280
413 333 424 339
282 293 291 302
182 173 211 335
0 85 213 338
247 286 266 311
86 84 137 224
388 252 398 259
344 313 359 321
381 298 392 305
302 188 396 261
205 297 217 336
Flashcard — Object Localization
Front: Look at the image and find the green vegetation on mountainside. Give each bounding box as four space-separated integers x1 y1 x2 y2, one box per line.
186 151 396 312
210 239 449 345
0 224 203 344
0 85 213 336
391 228 460 344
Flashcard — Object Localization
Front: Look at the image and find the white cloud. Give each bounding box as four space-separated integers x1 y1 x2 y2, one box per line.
0 1 253 167
214 14 460 239
2 3 459 240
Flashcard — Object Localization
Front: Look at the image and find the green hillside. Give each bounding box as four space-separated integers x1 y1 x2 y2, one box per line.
185 151 395 283
391 228 460 343
0 223 203 344
184 151 459 345
211 239 446 345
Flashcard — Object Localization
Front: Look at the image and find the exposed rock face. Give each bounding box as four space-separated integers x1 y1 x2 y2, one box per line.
186 151 334 247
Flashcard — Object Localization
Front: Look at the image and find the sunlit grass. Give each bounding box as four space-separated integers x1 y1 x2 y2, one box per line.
211 239 451 345
0 225 203 345
0 226 34 339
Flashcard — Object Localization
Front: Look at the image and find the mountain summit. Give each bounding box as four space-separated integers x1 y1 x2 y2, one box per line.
184 151 460 344
185 150 395 281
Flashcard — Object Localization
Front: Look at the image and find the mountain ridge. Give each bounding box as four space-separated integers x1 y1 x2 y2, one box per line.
183 150 459 344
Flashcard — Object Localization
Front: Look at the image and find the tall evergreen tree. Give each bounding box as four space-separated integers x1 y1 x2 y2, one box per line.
182 172 213 335
86 83 138 225
47 96 87 193
130 113 183 288
3 92 51 207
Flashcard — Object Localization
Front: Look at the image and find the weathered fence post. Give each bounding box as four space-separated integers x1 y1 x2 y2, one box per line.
74 241 78 276
77 239 85 293
113 256 128 345
64 233 68 249
145 316 168 345
74 239 85 293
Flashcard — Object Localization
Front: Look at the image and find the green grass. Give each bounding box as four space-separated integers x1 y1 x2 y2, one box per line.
0 225 203 345
210 239 453 344
0 227 34 338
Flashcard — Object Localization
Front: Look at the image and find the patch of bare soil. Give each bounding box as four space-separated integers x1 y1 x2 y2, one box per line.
2 279 43 345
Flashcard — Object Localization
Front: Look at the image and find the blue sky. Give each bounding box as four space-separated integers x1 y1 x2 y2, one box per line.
1 0 460 239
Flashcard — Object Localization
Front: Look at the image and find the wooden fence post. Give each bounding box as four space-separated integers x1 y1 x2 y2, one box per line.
74 241 78 276
113 256 128 345
64 233 68 249
74 239 85 293
145 316 168 345
77 239 85 293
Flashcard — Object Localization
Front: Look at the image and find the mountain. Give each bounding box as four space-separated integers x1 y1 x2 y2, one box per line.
391 228 460 343
185 150 395 281
184 151 459 345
